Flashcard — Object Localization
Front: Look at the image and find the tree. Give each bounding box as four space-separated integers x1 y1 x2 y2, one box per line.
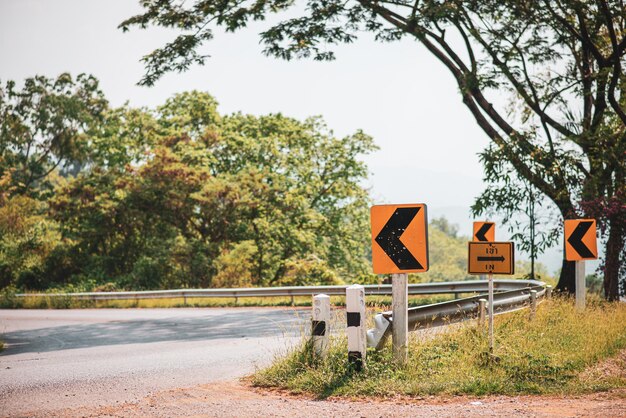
0 73 108 197
0 172 62 289
48 91 376 289
472 145 560 280
121 1 626 299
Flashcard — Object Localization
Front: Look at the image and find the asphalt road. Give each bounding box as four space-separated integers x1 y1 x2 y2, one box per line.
0 307 309 416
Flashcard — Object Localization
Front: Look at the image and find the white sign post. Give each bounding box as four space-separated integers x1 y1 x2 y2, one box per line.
392 273 408 364
488 272 494 352
346 284 366 370
575 260 586 311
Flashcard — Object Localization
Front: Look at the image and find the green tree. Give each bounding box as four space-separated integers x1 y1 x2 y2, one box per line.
472 147 560 280
48 91 376 289
121 0 626 299
418 219 472 283
0 73 108 197
0 172 62 289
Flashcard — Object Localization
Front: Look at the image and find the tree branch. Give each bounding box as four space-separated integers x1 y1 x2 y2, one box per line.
598 0 626 125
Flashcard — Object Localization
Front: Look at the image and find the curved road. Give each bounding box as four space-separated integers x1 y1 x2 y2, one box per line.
0 308 308 416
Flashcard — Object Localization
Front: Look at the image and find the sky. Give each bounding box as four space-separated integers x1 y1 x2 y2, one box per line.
0 0 570 272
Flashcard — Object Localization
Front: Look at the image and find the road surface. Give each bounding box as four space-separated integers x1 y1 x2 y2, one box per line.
0 307 307 416
2 308 624 417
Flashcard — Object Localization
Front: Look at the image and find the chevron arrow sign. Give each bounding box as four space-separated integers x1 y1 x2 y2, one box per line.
473 221 495 242
564 219 598 261
371 204 429 274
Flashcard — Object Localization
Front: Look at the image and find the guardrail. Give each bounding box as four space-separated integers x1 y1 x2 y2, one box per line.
367 279 547 348
15 279 541 301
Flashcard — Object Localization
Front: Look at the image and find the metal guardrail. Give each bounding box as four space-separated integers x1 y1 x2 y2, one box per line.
367 279 547 348
15 279 540 301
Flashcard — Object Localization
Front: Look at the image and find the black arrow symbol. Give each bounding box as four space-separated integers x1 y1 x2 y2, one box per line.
375 207 423 269
567 221 595 258
475 223 493 241
477 256 505 262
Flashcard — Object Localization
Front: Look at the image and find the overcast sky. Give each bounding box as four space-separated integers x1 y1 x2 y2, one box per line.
1 0 571 271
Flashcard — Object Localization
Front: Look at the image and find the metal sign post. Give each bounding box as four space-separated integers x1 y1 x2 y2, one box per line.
392 273 408 364
575 260 586 311
488 272 494 352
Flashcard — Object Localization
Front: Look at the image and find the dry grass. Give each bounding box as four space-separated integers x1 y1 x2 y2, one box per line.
252 296 626 397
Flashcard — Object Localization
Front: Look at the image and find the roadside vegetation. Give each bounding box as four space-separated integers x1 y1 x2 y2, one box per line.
0 78 377 293
0 74 560 300
252 297 626 397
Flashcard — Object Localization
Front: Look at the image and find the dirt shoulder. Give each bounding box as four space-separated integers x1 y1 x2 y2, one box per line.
43 381 626 418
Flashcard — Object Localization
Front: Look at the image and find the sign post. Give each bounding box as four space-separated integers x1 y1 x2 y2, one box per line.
391 273 408 364
468 241 515 352
575 260 585 310
371 204 429 364
488 273 494 352
564 219 598 311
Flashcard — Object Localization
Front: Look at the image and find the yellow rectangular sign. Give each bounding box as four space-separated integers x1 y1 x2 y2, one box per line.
468 242 514 275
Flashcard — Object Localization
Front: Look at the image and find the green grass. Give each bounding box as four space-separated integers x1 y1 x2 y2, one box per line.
0 291 454 309
252 296 626 398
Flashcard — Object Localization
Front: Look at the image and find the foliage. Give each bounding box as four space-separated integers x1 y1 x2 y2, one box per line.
472 155 561 280
414 217 472 283
252 297 626 397
0 73 107 197
0 192 63 289
0 81 377 291
120 0 626 300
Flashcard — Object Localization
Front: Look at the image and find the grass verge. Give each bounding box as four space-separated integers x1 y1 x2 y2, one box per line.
252 296 626 397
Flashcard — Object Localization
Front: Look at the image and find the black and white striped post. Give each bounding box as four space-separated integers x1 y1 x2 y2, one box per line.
312 294 330 357
346 284 366 371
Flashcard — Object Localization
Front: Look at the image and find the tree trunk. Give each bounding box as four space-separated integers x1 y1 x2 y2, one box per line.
556 259 576 294
604 215 624 301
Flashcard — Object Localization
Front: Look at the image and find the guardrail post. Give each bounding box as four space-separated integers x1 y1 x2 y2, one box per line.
290 295 295 306
545 285 553 299
529 290 537 321
312 294 330 358
478 298 487 329
346 284 366 371
392 273 408 365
